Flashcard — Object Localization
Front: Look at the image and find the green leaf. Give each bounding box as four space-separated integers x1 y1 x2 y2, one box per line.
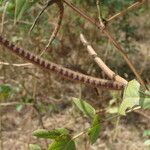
0 84 14 101
15 0 26 22
88 114 101 144
141 90 150 109
144 139 150 146
6 2 15 12
56 128 70 135
0 0 3 4
119 80 141 115
72 98 96 118
143 90 150 96
143 130 150 136
33 128 69 139
29 144 41 150
142 97 150 109
119 80 150 115
15 0 39 22
48 135 76 150
22 96 33 103
16 104 24 112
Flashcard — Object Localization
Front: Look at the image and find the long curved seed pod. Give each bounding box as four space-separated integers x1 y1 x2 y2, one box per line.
45 0 64 50
29 0 56 33
29 0 64 53
0 35 125 90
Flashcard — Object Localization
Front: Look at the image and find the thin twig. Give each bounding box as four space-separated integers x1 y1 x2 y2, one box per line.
72 130 88 140
80 33 128 85
0 102 33 107
29 0 56 34
96 0 105 28
1 1 9 33
0 62 33 67
133 109 150 121
107 0 146 23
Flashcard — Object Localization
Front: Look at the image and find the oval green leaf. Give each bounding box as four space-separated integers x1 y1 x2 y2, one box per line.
0 84 14 101
48 135 76 150
72 97 96 118
119 80 141 115
143 130 150 136
33 128 69 139
88 114 101 144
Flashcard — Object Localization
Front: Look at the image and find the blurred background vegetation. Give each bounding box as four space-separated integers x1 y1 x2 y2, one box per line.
0 0 150 149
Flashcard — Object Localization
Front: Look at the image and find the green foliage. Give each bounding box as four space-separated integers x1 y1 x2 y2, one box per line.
72 97 96 118
16 103 24 112
14 0 39 22
141 90 150 109
119 80 150 115
73 98 101 144
48 135 76 150
143 130 150 136
0 84 14 101
144 140 150 146
29 144 41 150
33 128 76 150
16 96 33 112
106 91 121 114
31 84 150 149
32 99 102 149
0 0 2 5
38 102 58 114
119 80 141 115
33 128 69 139
88 114 101 144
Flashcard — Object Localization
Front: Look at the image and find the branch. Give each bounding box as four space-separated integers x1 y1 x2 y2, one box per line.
102 30 147 89
107 0 146 23
62 0 147 89
80 34 128 85
63 0 100 29
96 0 105 28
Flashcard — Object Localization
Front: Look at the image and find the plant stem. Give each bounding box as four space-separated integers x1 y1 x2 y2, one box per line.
63 0 147 89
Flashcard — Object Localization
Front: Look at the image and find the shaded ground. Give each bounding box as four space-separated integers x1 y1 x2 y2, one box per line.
1 105 150 150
